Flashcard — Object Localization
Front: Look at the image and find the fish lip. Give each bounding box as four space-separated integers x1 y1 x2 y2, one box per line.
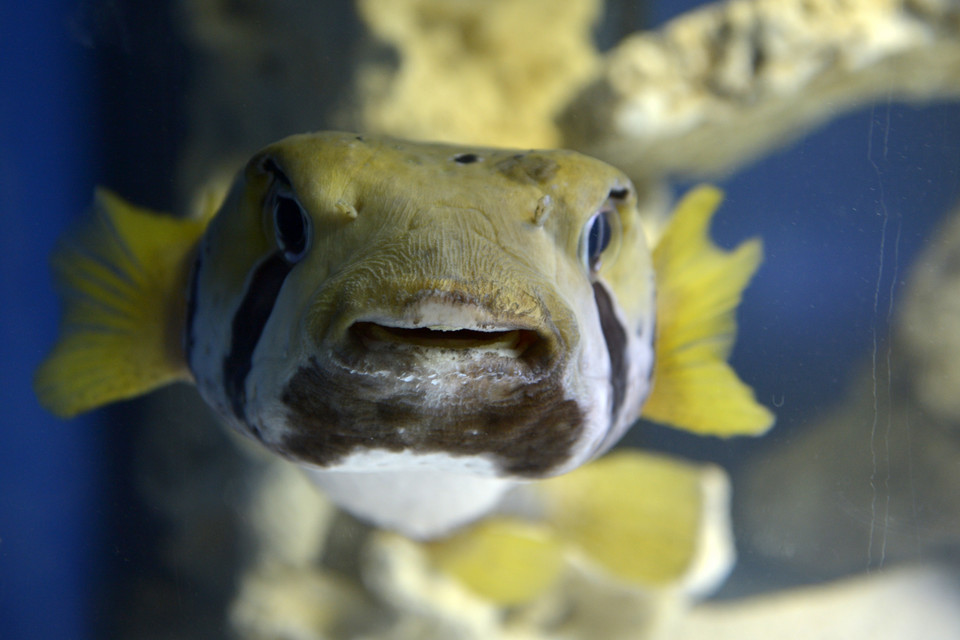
320 293 562 380
337 318 556 379
349 321 542 358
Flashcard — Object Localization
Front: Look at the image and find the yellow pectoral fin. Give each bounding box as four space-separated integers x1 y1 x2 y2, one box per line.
34 189 209 417
540 450 734 594
426 518 565 605
642 186 774 436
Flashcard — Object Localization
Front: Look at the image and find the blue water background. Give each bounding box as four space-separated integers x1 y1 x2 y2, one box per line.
1 3 101 639
1 1 958 638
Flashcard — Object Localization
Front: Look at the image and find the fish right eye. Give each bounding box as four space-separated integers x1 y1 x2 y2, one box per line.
272 192 310 263
579 208 619 274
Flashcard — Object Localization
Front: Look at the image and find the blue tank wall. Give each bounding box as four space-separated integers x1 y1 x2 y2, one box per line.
0 2 102 639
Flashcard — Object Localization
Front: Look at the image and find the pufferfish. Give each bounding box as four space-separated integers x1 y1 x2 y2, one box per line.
35 132 773 539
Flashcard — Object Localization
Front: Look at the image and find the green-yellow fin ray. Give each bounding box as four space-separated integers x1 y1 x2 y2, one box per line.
426 518 565 605
427 451 734 599
35 189 211 418
541 450 733 592
642 185 774 436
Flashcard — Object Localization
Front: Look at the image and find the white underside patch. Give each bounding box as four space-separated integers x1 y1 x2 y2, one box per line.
302 450 517 539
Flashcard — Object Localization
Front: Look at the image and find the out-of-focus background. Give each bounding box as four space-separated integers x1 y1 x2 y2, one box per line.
1 1 958 638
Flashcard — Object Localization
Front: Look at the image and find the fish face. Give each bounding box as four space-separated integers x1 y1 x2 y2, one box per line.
186 132 656 480
278 241 586 478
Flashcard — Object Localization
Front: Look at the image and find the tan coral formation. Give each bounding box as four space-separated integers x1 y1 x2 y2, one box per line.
674 566 960 640
560 0 960 177
352 0 601 148
898 206 960 425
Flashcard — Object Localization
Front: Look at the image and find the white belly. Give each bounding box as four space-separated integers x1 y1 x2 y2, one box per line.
301 450 518 539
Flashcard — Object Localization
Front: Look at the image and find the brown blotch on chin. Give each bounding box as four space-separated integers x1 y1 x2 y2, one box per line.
278 358 584 477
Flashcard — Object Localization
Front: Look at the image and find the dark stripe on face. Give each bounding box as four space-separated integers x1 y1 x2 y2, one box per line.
223 251 292 420
183 251 203 372
592 281 628 423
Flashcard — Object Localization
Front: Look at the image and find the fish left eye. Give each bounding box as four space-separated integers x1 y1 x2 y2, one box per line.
273 192 310 263
581 209 617 272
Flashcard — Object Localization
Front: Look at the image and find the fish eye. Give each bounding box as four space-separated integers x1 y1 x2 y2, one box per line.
272 191 310 263
580 208 619 273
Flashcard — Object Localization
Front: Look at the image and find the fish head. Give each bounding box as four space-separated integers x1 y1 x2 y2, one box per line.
186 132 655 479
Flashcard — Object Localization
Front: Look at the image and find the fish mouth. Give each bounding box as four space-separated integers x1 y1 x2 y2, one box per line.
349 321 542 358
325 292 561 378
308 287 569 384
